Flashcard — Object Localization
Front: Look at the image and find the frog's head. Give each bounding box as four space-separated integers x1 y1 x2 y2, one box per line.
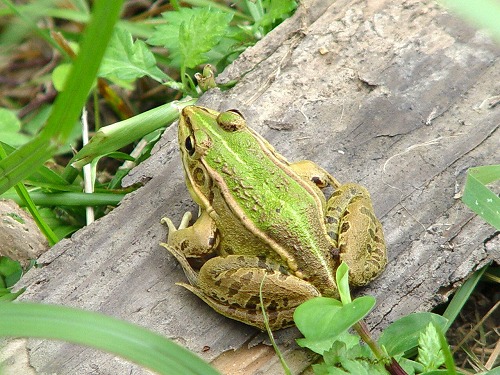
178 106 247 159
177 105 251 208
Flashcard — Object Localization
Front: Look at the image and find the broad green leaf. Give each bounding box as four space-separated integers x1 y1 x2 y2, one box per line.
0 108 30 146
179 9 233 68
148 8 233 68
378 312 448 356
52 63 73 92
100 27 170 85
0 257 23 288
461 165 500 230
295 296 375 354
260 0 297 28
0 303 220 375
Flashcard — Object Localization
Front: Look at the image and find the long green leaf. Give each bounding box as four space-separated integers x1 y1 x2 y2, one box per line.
70 98 196 169
0 1 124 194
442 265 488 331
0 302 220 375
2 191 125 207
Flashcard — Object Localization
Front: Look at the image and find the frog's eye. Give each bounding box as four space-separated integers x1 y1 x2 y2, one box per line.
227 109 244 118
217 110 246 132
184 136 195 156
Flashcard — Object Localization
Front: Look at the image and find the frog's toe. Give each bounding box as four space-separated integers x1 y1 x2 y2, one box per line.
160 217 177 232
161 211 193 231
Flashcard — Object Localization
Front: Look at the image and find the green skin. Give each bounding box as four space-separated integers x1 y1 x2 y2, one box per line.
162 106 387 330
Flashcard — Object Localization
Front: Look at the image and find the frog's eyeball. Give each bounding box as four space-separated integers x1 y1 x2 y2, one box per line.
217 110 246 132
185 136 195 156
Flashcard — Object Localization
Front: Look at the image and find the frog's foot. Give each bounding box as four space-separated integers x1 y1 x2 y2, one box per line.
180 255 322 330
161 210 219 283
326 183 387 286
161 241 200 286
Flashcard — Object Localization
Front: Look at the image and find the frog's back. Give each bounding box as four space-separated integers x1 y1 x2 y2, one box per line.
208 130 339 295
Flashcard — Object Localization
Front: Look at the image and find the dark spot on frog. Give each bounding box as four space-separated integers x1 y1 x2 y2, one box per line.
241 272 254 282
193 167 205 185
326 216 335 224
312 176 321 184
341 221 350 234
330 246 340 259
267 300 278 310
365 243 373 254
361 206 377 223
246 295 260 309
208 189 215 203
227 282 242 297
180 240 190 251
328 230 338 242
278 265 289 275
275 207 281 213
257 258 268 269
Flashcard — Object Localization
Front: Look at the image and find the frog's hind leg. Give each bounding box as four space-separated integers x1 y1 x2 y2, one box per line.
179 255 321 330
290 160 341 189
326 183 387 286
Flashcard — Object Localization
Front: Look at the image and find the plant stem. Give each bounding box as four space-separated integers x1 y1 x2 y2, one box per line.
354 320 408 375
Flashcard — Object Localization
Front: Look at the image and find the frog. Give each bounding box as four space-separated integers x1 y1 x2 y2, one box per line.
161 105 387 330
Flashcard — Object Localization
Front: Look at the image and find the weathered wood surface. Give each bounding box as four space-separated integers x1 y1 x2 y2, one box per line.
5 0 500 374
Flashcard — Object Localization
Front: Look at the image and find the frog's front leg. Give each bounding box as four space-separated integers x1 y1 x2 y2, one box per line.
177 255 321 330
326 183 387 286
161 210 218 282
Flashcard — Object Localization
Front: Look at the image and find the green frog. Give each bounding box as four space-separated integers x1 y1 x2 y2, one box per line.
161 106 387 330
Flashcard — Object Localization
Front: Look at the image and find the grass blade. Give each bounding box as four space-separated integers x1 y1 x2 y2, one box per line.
0 302 220 375
0 1 125 194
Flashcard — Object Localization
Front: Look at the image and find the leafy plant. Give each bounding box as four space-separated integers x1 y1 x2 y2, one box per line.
0 257 24 301
291 264 498 374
